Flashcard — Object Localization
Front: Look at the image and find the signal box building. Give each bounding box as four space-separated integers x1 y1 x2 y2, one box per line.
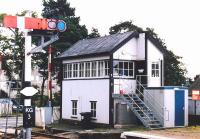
57 31 187 128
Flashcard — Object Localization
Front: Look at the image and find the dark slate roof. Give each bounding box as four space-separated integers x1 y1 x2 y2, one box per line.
58 31 139 59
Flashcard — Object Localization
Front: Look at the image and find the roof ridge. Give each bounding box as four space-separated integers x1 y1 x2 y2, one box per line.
57 31 137 59
81 31 134 42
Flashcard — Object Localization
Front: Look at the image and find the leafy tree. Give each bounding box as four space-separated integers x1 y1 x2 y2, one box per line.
109 21 187 86
32 52 49 106
88 28 101 39
42 0 88 52
41 0 88 78
0 13 25 80
146 28 187 85
16 10 38 17
109 21 143 34
0 11 40 81
41 0 88 65
0 12 53 105
0 13 6 23
35 0 88 105
42 0 75 19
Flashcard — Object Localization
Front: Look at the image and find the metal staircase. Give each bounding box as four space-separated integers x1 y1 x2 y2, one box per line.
120 76 164 129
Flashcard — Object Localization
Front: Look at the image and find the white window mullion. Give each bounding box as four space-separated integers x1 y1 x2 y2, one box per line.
95 61 97 77
96 61 99 77
122 61 125 76
83 62 85 77
66 64 68 78
133 62 135 78
128 62 130 77
90 62 92 77
72 63 74 78
65 64 67 78
77 63 79 78
70 64 72 78
103 61 105 77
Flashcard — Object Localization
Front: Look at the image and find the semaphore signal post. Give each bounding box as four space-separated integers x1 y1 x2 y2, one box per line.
3 14 66 139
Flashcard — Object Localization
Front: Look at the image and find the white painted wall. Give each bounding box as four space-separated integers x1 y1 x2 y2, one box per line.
144 89 164 125
113 33 145 61
35 107 52 128
113 38 137 60
184 89 188 126
163 90 175 127
147 40 164 87
145 88 188 128
62 79 110 124
113 34 164 87
114 79 136 94
164 89 188 127
136 33 145 60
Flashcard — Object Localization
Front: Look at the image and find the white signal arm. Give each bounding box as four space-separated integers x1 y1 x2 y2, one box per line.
28 35 59 54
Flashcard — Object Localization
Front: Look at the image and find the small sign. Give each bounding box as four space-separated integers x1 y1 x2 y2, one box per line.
23 106 35 128
20 87 38 96
192 90 200 100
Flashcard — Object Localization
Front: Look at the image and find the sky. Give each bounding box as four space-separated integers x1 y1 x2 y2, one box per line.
0 0 200 78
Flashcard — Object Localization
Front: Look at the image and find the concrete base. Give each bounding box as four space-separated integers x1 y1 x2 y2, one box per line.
121 132 173 139
114 99 138 125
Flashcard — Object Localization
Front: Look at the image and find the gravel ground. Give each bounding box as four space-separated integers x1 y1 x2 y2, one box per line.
141 126 200 139
30 126 200 139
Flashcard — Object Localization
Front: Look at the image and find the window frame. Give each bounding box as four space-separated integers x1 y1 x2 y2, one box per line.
105 61 109 76
63 64 67 79
91 61 97 77
90 101 97 118
85 62 91 77
63 60 109 79
67 64 72 78
151 62 160 77
79 62 85 78
73 63 79 78
98 61 104 77
71 100 78 116
113 60 135 78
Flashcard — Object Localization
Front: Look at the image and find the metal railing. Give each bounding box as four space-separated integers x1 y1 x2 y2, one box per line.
135 75 164 126
136 75 148 87
116 75 164 127
121 93 157 127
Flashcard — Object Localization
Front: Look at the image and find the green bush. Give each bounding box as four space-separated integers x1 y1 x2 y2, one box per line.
52 93 61 106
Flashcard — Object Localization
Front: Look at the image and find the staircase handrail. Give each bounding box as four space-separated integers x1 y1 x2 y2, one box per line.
136 79 164 124
122 93 155 126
